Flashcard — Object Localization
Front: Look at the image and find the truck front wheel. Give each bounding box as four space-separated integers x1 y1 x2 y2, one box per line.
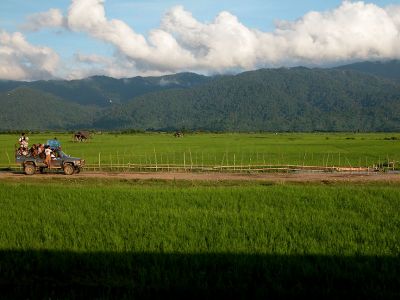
24 164 36 175
63 164 75 175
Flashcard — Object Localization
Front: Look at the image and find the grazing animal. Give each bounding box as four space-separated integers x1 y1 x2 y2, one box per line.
174 131 184 138
74 131 90 142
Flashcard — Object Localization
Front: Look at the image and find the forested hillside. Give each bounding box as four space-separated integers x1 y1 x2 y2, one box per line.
95 68 400 132
1 62 400 132
0 73 210 106
335 60 400 81
0 88 98 130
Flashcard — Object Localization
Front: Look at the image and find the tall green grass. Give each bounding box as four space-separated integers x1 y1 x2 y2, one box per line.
1 180 398 255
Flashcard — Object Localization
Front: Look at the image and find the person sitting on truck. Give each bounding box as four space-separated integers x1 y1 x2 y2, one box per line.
37 144 45 158
44 145 52 168
29 144 38 157
18 133 29 149
17 133 29 156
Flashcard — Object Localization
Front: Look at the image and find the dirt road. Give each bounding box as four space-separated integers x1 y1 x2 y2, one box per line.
0 170 399 183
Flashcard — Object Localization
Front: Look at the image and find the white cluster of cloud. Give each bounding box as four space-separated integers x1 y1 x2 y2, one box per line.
2 0 400 80
19 8 65 32
70 52 141 79
65 0 400 73
0 30 59 80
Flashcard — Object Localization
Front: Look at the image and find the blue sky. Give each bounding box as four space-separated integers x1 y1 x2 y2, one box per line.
1 0 400 80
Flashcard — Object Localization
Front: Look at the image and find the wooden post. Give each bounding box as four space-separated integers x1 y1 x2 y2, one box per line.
387 154 389 171
189 149 193 171
98 152 101 171
154 148 158 172
5 151 10 167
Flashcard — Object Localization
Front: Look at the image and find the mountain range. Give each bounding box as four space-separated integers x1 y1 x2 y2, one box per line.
1 61 400 132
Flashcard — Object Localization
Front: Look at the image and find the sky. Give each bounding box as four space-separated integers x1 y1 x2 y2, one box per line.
0 0 399 80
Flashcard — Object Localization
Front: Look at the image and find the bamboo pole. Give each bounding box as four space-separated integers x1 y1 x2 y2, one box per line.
154 148 158 172
189 148 193 171
326 153 330 168
5 151 10 166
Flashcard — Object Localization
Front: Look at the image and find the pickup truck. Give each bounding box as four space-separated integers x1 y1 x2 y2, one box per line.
16 148 85 175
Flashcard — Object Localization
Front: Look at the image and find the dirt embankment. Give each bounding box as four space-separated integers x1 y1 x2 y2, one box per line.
0 171 399 183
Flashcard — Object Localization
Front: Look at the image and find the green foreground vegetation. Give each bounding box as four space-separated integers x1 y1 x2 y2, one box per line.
1 132 400 168
0 179 399 297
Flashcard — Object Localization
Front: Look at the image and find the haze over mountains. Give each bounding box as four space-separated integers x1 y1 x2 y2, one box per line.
1 61 400 132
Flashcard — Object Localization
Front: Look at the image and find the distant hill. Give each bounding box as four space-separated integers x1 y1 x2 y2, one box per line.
1 64 400 132
94 68 400 132
0 88 98 130
335 60 400 81
0 73 211 107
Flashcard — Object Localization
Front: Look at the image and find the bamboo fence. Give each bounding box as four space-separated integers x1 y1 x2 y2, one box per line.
0 162 388 174
1 150 397 173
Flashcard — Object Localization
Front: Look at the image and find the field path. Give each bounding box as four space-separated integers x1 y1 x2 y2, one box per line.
1 171 400 183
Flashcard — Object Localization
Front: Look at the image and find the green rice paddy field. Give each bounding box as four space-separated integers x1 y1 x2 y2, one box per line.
0 178 399 297
1 132 400 297
1 132 400 167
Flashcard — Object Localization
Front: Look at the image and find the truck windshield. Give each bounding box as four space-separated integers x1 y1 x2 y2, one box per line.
57 151 70 158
